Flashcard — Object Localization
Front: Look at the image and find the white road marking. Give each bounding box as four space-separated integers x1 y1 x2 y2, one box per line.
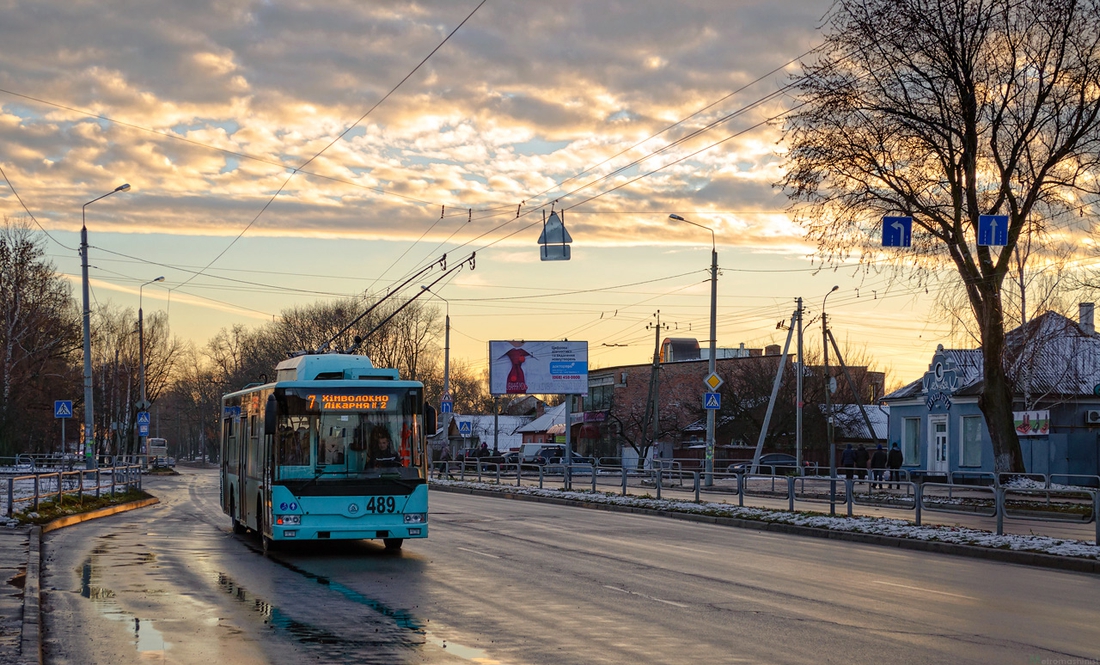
603 585 689 608
456 546 500 559
871 580 976 600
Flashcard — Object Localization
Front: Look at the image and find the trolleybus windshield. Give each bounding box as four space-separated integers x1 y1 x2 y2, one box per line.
274 387 423 481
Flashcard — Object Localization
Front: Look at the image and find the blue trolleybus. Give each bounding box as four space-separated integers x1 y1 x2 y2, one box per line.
220 352 435 552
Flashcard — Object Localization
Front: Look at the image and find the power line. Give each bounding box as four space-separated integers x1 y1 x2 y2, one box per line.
173 0 488 291
0 164 75 251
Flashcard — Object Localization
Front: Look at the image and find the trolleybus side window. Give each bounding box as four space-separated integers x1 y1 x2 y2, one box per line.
247 414 263 480
224 417 238 475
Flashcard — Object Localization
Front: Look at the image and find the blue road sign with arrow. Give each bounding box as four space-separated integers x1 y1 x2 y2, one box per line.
54 400 73 418
882 216 912 247
978 215 1008 246
704 392 721 410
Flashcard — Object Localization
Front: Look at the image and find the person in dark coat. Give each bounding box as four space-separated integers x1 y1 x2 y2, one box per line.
887 443 904 489
840 444 856 479
870 443 888 489
437 444 452 478
854 444 869 480
368 426 401 468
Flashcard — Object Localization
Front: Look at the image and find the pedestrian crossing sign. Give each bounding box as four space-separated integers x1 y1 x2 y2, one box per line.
137 411 151 425
54 400 73 418
704 392 721 410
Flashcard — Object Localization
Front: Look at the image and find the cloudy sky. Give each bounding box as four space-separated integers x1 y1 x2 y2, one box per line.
0 0 961 385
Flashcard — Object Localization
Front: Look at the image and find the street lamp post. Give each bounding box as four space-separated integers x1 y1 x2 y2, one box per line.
421 286 450 448
81 183 130 468
138 276 165 457
668 214 718 486
823 285 839 515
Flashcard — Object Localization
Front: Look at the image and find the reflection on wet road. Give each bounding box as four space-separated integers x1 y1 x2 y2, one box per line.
80 554 171 655
42 466 1098 665
42 468 487 665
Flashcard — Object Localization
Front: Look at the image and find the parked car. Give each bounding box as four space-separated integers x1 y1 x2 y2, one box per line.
547 454 593 466
533 446 593 466
530 445 561 464
728 453 799 475
500 451 521 469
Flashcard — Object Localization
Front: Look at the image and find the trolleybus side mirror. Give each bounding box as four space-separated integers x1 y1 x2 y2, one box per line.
425 404 437 435
264 395 278 437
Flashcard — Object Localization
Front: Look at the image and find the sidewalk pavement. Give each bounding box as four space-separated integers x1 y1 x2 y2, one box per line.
0 524 36 665
0 497 157 665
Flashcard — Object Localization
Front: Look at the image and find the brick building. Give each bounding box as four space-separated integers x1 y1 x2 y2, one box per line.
581 341 884 468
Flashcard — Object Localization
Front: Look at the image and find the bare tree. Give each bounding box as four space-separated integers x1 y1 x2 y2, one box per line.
447 362 495 414
0 220 81 454
782 0 1100 472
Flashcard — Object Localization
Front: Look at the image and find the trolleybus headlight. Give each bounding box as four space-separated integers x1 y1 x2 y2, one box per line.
276 515 301 526
403 513 426 524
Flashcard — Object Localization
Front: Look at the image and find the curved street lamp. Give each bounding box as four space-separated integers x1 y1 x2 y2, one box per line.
421 285 451 448
138 276 165 454
81 183 131 467
668 214 718 485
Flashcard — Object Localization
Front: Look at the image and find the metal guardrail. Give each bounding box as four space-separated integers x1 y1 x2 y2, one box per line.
1 453 162 473
4 464 143 517
430 462 1100 542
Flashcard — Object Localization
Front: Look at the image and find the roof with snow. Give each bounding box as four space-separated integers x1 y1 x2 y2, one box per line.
517 402 565 433
833 404 890 441
448 414 532 450
883 311 1100 402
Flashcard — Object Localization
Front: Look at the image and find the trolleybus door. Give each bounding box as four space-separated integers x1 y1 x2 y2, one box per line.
261 394 277 536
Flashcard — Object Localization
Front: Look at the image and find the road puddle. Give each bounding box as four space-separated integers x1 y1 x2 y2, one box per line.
423 630 499 663
79 557 171 655
215 569 500 662
271 559 423 630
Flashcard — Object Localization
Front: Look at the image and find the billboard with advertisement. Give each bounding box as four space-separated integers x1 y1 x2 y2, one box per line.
489 340 588 395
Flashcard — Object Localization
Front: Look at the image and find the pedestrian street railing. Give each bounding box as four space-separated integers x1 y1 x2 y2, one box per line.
431 460 1100 542
3 463 143 518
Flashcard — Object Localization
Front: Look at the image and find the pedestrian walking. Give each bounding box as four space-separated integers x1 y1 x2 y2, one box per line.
840 444 856 480
887 442 904 489
870 444 888 489
437 444 452 478
855 444 869 480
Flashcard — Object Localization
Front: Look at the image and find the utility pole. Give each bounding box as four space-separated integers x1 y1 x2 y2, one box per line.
796 297 804 469
823 285 839 515
643 311 669 467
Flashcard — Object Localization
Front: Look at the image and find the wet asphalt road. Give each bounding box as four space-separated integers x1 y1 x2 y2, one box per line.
40 466 1100 665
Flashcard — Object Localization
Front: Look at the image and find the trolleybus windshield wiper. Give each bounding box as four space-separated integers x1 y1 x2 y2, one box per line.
297 468 344 491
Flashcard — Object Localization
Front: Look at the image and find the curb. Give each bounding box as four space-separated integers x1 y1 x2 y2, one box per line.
23 495 160 665
432 484 1100 576
39 496 159 534
20 526 40 665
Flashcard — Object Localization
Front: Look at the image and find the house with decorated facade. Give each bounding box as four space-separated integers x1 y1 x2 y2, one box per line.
881 304 1100 480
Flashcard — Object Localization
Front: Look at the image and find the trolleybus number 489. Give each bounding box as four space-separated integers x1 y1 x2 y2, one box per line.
367 496 398 513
